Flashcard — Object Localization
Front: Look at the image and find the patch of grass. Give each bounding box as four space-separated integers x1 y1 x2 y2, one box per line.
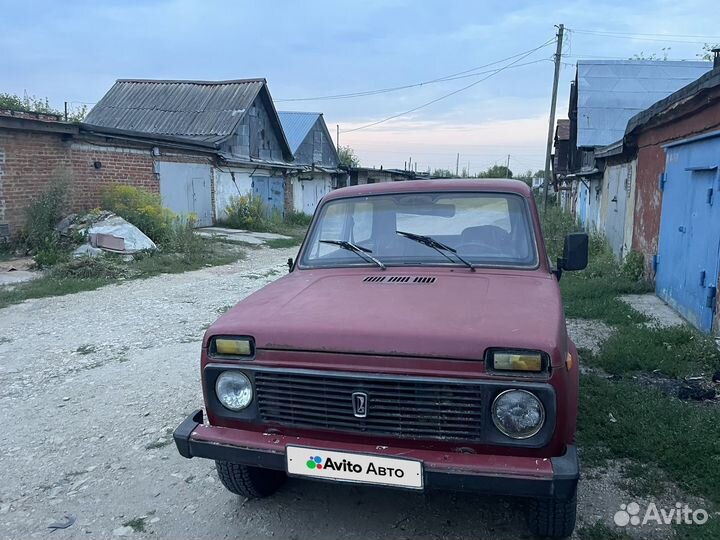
617 461 669 497
265 237 302 249
51 256 129 280
539 206 652 324
0 277 111 308
578 374 720 504
0 242 244 309
283 210 313 228
675 515 720 540
560 272 651 324
122 517 146 532
218 195 309 245
587 324 720 378
576 523 633 540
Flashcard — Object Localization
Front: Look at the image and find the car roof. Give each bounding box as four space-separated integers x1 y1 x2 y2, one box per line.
323 179 532 201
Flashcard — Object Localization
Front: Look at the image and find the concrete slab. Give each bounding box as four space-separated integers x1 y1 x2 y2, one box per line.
620 294 686 328
0 270 39 286
196 227 291 245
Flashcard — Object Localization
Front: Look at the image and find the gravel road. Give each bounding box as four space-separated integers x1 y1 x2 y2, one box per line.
0 247 625 539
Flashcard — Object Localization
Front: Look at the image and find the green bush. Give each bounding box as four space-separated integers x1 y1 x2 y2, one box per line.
51 256 129 280
166 215 203 257
102 185 174 245
25 184 73 268
622 250 645 281
538 205 579 261
283 210 312 227
223 194 268 230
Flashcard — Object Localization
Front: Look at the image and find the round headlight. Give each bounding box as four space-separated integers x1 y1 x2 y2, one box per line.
491 389 545 439
215 371 253 411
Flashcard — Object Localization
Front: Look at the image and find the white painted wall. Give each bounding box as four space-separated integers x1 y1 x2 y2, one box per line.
214 168 253 221
291 173 332 215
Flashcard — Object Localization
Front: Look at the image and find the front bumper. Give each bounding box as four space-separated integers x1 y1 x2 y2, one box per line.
174 409 578 500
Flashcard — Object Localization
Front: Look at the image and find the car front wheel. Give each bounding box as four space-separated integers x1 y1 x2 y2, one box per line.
527 494 577 538
215 461 286 498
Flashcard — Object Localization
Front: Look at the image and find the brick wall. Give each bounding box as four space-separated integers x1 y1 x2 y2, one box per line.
0 127 213 234
0 129 74 233
70 143 158 212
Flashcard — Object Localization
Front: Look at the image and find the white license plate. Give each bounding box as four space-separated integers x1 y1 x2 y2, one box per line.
286 445 423 489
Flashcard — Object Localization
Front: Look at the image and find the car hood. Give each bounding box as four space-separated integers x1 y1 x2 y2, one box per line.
208 269 567 362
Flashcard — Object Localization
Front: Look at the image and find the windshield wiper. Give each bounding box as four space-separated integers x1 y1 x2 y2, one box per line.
396 230 475 272
319 240 386 270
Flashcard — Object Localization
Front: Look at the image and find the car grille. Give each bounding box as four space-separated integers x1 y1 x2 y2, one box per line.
255 371 485 442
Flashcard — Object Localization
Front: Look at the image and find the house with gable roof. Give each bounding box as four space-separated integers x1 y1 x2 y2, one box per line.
277 111 345 214
85 78 297 224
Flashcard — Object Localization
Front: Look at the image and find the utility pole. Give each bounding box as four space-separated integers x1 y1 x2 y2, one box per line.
456 153 460 177
506 154 511 177
64 101 68 122
336 125 340 150
543 23 564 212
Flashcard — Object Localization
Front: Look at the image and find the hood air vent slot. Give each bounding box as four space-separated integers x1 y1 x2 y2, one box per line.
363 276 436 284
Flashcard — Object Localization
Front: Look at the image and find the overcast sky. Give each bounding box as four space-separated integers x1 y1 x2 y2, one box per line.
2 0 718 174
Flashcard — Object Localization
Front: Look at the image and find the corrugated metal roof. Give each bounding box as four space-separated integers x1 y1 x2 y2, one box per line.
85 79 266 144
576 60 712 147
277 111 321 154
626 67 720 137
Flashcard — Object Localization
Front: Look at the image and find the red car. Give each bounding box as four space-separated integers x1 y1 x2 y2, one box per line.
175 179 588 538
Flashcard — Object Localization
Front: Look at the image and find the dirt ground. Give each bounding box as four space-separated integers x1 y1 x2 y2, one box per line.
0 247 652 539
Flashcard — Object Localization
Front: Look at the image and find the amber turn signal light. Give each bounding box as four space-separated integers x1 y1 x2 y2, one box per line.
212 337 253 357
491 352 543 372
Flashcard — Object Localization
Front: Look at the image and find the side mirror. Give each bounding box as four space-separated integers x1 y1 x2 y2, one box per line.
560 232 588 271
287 258 294 272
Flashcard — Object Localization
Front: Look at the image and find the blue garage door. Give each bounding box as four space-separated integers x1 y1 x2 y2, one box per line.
253 176 285 217
656 133 720 332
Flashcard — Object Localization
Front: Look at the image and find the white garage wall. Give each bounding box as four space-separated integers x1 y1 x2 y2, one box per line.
290 173 332 215
214 168 253 221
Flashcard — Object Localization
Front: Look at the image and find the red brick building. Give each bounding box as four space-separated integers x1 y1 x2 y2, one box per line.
0 110 217 236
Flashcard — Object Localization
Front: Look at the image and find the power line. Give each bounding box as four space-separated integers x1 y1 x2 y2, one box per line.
568 28 718 45
341 38 557 134
276 44 554 102
568 28 720 40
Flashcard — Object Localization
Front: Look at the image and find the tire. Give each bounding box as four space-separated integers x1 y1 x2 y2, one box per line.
527 495 577 538
214 460 286 498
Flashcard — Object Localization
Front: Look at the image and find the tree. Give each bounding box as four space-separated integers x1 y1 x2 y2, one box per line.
430 168 456 178
0 92 88 122
0 92 57 115
478 164 512 178
338 145 360 168
699 43 720 61
67 104 88 123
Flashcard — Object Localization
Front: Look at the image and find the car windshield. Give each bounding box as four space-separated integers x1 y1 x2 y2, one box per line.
300 191 538 269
